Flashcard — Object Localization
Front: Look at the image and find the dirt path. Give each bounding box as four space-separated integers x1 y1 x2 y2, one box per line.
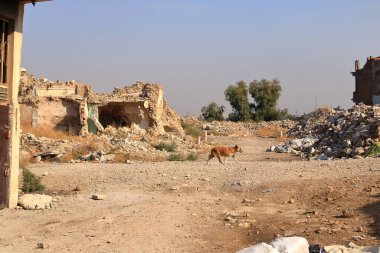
0 136 379 253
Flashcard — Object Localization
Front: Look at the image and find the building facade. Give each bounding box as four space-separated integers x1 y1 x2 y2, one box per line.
352 56 380 105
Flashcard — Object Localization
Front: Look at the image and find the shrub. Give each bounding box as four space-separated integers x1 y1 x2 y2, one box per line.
181 121 203 137
154 142 176 152
186 153 198 161
168 153 183 161
22 168 45 193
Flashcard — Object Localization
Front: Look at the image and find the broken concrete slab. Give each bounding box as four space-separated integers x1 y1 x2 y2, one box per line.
18 194 53 210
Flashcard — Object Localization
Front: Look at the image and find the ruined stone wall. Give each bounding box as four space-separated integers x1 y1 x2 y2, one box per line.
96 81 183 136
352 57 380 105
20 98 82 134
19 72 183 136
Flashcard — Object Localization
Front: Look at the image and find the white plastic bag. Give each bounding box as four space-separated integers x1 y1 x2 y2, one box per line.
269 237 309 253
236 242 280 253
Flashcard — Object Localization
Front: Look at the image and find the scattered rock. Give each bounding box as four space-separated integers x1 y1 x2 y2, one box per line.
92 194 106 200
36 242 45 249
342 208 355 218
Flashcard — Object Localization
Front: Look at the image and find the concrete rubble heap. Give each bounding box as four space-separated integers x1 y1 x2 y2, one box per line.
268 104 380 159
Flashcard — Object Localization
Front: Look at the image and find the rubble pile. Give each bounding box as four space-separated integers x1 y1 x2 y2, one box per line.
20 125 205 163
201 119 296 136
268 104 380 159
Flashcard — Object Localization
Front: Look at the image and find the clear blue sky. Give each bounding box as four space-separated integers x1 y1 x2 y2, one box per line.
22 0 380 116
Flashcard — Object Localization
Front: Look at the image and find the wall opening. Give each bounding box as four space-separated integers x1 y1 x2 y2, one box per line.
99 102 153 129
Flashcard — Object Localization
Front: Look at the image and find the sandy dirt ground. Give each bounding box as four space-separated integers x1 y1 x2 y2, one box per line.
1 135 380 253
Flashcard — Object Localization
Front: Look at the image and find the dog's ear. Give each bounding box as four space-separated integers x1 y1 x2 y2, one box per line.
234 145 238 149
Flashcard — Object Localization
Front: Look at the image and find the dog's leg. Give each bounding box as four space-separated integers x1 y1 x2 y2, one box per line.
206 153 215 165
217 155 223 164
224 157 227 164
232 155 241 164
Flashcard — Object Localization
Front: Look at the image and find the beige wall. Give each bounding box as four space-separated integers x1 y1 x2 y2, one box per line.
21 100 82 134
35 87 76 97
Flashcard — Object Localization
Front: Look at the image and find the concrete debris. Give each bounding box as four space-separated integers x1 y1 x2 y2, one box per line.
18 194 53 210
268 104 380 159
20 124 204 163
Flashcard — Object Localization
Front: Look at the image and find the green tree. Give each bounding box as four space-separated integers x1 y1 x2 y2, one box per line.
224 81 251 121
201 102 225 121
249 79 287 121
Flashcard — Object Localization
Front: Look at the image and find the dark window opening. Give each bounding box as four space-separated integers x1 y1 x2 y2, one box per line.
0 19 9 103
0 19 9 84
98 102 153 129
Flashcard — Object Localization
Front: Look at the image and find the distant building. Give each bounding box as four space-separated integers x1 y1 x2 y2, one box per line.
352 56 380 105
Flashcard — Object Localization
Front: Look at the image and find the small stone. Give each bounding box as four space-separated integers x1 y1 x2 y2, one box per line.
170 186 180 191
34 156 42 163
354 227 364 232
342 208 354 218
225 216 233 221
73 186 81 192
352 235 366 241
42 172 48 176
315 227 328 234
92 194 106 200
238 222 251 228
36 242 45 249
288 199 295 204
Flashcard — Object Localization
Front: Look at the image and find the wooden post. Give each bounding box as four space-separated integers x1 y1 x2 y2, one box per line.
6 3 24 208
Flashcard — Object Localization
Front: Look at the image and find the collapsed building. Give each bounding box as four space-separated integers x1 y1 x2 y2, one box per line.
352 56 380 105
19 71 183 136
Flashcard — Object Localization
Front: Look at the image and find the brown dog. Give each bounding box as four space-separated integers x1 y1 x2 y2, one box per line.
206 145 243 165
